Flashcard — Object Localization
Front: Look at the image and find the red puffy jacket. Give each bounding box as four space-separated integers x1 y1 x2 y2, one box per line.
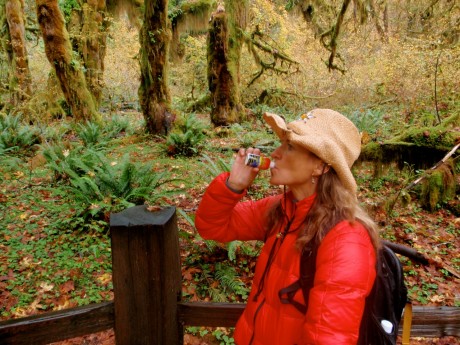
195 173 376 345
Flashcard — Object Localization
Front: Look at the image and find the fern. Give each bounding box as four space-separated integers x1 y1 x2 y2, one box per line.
227 241 240 262
165 114 206 156
0 114 41 154
198 153 232 179
69 175 105 203
75 121 104 148
41 143 101 181
214 262 248 299
42 141 174 222
208 287 228 302
104 114 131 138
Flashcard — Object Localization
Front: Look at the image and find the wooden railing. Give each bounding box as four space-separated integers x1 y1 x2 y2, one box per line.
0 206 459 344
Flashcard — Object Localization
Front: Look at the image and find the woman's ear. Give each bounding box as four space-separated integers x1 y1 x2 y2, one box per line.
313 162 330 177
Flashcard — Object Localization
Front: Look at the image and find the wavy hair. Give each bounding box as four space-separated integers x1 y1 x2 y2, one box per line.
267 169 381 252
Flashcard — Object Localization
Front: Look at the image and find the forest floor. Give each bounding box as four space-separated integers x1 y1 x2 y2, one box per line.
0 112 459 345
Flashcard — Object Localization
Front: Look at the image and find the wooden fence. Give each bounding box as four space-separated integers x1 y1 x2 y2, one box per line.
0 205 459 344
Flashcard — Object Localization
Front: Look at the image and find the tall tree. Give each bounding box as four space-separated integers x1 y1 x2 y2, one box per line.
138 0 174 135
207 1 248 126
2 0 32 105
68 0 109 107
36 0 101 123
0 0 14 105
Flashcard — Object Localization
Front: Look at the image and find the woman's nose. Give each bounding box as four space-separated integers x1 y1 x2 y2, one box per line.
271 146 281 159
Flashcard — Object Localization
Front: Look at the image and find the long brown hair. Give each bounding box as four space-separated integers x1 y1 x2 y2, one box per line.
267 169 381 251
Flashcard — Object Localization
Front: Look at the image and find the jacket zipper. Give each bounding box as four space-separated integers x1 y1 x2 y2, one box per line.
248 196 297 345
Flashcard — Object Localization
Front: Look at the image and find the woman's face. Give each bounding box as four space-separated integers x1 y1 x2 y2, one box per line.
269 140 325 199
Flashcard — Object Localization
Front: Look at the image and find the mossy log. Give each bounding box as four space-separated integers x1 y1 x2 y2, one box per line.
360 113 459 212
420 160 457 212
360 113 460 170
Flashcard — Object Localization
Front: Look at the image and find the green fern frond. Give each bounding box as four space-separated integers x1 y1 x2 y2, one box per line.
208 287 227 302
214 263 246 296
198 154 232 179
226 241 240 261
165 114 207 157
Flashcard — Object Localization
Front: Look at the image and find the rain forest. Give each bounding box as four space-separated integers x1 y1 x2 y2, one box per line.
0 0 459 344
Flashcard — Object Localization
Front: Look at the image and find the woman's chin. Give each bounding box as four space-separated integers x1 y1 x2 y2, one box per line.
269 177 281 185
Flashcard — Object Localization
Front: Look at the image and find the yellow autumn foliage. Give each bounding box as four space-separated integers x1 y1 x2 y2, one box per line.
24 0 459 121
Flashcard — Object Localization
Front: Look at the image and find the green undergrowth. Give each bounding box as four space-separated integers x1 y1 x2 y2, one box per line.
0 107 459 326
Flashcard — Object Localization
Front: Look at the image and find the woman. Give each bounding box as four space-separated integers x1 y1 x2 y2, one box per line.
195 109 380 345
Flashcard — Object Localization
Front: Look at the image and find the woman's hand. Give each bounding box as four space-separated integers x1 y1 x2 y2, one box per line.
226 147 261 192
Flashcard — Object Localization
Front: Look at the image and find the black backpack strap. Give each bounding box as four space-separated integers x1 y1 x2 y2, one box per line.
278 240 318 314
278 280 307 314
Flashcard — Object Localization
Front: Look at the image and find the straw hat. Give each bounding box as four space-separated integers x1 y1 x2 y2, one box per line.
263 109 361 195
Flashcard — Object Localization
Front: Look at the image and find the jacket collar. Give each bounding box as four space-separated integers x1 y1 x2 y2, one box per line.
281 191 316 231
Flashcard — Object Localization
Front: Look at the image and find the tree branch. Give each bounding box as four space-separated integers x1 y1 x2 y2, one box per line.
239 27 299 87
319 0 351 73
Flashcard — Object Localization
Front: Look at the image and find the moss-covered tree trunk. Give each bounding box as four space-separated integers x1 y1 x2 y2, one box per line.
207 1 247 126
138 0 174 135
0 0 13 106
36 0 101 123
68 0 108 107
4 0 32 105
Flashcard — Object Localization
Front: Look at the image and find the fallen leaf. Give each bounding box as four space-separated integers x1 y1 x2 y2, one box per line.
97 273 112 285
59 280 75 294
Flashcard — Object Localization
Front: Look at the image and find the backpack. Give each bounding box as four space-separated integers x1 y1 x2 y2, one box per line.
279 238 409 345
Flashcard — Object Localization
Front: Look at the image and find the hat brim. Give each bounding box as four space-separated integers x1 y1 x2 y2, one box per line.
263 111 358 195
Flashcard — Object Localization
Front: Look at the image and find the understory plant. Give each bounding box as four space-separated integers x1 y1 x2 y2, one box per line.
66 153 175 219
0 113 41 154
198 153 231 179
42 143 176 227
165 114 206 156
41 142 100 181
347 108 385 135
75 121 104 147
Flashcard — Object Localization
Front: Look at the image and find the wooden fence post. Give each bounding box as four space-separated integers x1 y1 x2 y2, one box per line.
110 205 182 345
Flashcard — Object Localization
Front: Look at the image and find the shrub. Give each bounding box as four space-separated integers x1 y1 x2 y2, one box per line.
75 121 104 147
41 142 100 181
165 114 206 156
0 114 41 155
347 108 385 135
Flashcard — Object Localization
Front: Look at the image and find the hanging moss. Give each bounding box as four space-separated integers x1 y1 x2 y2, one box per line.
170 0 215 60
170 0 215 25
